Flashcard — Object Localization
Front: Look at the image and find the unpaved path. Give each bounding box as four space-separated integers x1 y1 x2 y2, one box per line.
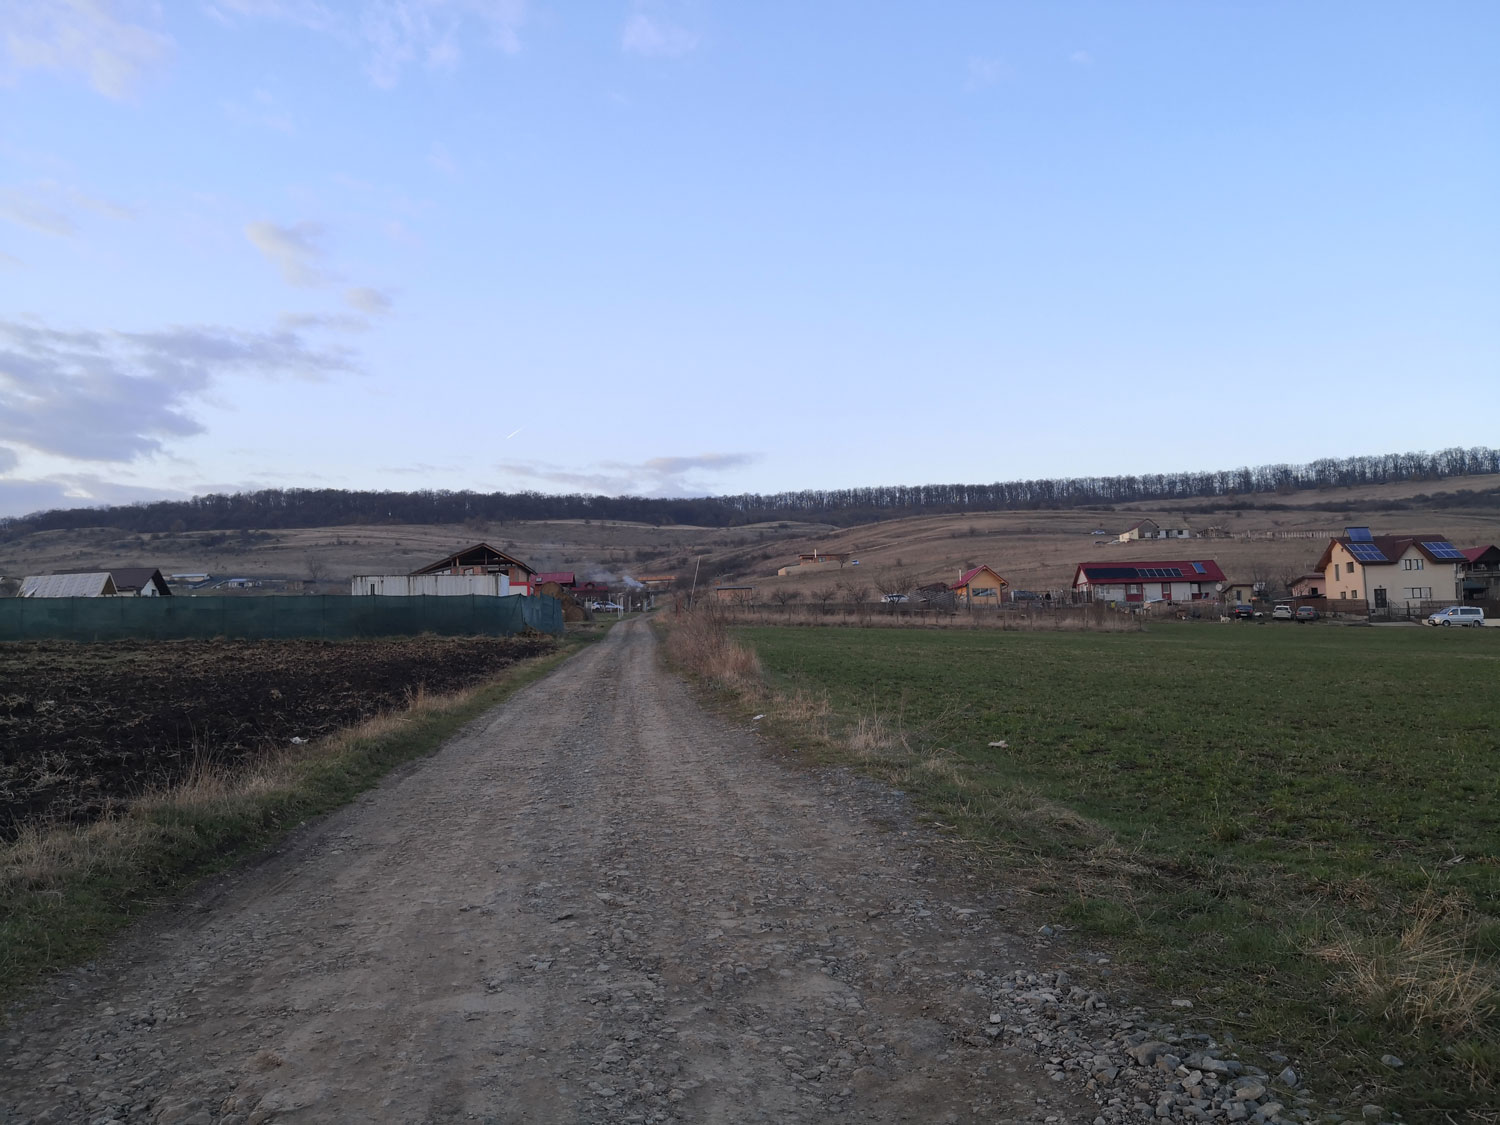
2 620 1098 1124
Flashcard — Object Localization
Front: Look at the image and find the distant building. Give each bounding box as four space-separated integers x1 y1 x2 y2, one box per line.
777 550 851 577
19 573 119 598
1118 519 1192 542
532 571 576 588
1290 573 1325 598
352 574 512 597
411 543 536 595
635 574 677 592
714 585 755 604
1461 546 1500 602
1072 560 1226 604
57 567 171 596
950 565 1009 606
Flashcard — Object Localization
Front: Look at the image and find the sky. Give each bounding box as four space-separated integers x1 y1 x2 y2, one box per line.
1 1 1497 519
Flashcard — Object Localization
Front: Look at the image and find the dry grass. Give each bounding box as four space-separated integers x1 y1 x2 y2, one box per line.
711 603 1144 632
2 684 476 896
660 606 764 693
0 815 162 896
1315 892 1500 1038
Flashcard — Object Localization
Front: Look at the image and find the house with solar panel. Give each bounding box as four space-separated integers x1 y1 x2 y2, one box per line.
1314 527 1465 611
1071 559 1226 605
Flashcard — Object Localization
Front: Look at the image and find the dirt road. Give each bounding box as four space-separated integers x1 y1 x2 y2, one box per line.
1 620 1098 1124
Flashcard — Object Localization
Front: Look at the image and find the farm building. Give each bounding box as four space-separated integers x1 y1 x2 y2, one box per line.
1118 519 1193 542
55 567 171 596
714 585 755 604
777 551 851 576
19 573 120 598
411 543 537 595
575 580 612 602
533 571 575 589
1072 560 1226 604
1314 527 1465 611
635 574 677 592
352 574 512 597
950 565 1009 605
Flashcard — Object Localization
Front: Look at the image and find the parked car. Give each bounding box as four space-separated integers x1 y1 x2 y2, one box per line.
1425 605 1485 627
1294 606 1319 622
881 593 909 604
590 601 622 611
1231 604 1255 620
1271 604 1294 620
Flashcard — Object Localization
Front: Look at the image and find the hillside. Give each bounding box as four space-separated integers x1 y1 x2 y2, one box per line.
3 476 1499 598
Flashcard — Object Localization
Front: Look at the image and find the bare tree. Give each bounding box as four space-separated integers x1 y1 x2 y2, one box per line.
811 586 837 615
771 588 802 613
305 553 329 586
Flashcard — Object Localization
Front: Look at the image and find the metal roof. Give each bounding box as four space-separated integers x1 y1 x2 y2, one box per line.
20 572 119 598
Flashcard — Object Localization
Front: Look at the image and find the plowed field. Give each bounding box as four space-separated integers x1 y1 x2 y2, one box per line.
0 636 553 836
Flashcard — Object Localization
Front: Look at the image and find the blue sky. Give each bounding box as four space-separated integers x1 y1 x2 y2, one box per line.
2 1 1496 518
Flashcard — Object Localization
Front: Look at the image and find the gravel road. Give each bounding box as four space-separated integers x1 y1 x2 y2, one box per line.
2 620 1107 1124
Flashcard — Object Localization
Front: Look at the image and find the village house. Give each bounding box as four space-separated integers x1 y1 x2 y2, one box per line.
949 565 1009 606
714 584 755 604
1290 573 1326 599
1314 527 1465 611
1072 559 1226 605
1117 520 1193 543
1221 581 1258 605
635 574 677 592
411 543 537 595
54 567 172 596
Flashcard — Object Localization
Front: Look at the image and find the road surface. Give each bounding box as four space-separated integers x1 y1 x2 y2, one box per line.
1 619 1097 1124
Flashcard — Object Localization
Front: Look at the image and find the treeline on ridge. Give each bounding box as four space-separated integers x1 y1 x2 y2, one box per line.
3 446 1498 538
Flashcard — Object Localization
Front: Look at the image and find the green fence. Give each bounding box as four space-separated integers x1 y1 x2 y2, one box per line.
0 594 563 642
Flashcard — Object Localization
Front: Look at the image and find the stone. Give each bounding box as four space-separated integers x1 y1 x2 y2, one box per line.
1379 1054 1403 1068
1277 1067 1298 1088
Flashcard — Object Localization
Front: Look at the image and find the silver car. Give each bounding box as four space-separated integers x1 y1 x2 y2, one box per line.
1425 606 1485 627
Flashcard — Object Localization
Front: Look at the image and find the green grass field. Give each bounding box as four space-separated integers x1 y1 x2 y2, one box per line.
735 619 1500 1118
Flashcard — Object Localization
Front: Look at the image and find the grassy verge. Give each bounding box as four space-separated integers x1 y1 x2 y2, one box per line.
0 637 581 1009
664 609 1500 1119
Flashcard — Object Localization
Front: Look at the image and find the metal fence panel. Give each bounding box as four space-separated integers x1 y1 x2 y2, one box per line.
0 594 561 642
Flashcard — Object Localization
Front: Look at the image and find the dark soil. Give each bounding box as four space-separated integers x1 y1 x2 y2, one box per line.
0 636 554 836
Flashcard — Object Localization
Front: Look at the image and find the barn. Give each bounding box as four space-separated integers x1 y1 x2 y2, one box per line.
1072 560 1226 604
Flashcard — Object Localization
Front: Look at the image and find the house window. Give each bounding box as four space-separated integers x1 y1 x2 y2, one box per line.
1403 558 1424 571
1404 587 1432 600
1346 561 1354 574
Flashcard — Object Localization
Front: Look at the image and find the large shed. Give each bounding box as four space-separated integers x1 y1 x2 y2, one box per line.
20 573 120 598
411 543 537 595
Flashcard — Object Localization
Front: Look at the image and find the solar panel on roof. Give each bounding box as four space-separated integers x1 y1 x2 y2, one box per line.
1166 568 1182 577
1348 543 1387 562
1421 541 1464 559
1347 527 1373 542
1192 562 1206 574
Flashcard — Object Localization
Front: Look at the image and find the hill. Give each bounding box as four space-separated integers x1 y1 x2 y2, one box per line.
3 476 1499 598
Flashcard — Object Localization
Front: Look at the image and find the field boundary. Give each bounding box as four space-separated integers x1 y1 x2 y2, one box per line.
0 592 563 642
0 636 584 1010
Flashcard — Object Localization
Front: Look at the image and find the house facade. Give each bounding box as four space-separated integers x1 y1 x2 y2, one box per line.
1290 573 1325 598
1314 528 1464 611
1118 519 1192 543
950 565 1009 605
1073 560 1226 604
1460 546 1500 602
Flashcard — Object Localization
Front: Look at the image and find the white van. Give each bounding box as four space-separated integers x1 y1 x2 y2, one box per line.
1425 606 1486 627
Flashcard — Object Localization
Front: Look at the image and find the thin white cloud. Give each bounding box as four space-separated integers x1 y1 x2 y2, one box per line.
965 56 1012 91
496 452 758 497
344 286 393 315
1070 50 1093 66
0 180 133 237
279 310 371 333
0 317 356 464
224 88 296 133
2 0 174 99
428 140 457 178
214 0 525 87
0 444 17 473
0 250 25 269
621 11 699 58
245 219 330 286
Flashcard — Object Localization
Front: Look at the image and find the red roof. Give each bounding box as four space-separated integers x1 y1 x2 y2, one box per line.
1314 534 1461 571
1073 560 1226 586
952 565 1008 590
1461 545 1500 563
533 571 575 586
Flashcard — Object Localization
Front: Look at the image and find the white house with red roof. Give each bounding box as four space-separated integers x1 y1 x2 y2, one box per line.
1072 559 1226 604
1314 527 1464 610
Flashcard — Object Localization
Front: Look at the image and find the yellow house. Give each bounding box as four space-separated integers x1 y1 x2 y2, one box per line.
1314 527 1464 610
951 565 1009 605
